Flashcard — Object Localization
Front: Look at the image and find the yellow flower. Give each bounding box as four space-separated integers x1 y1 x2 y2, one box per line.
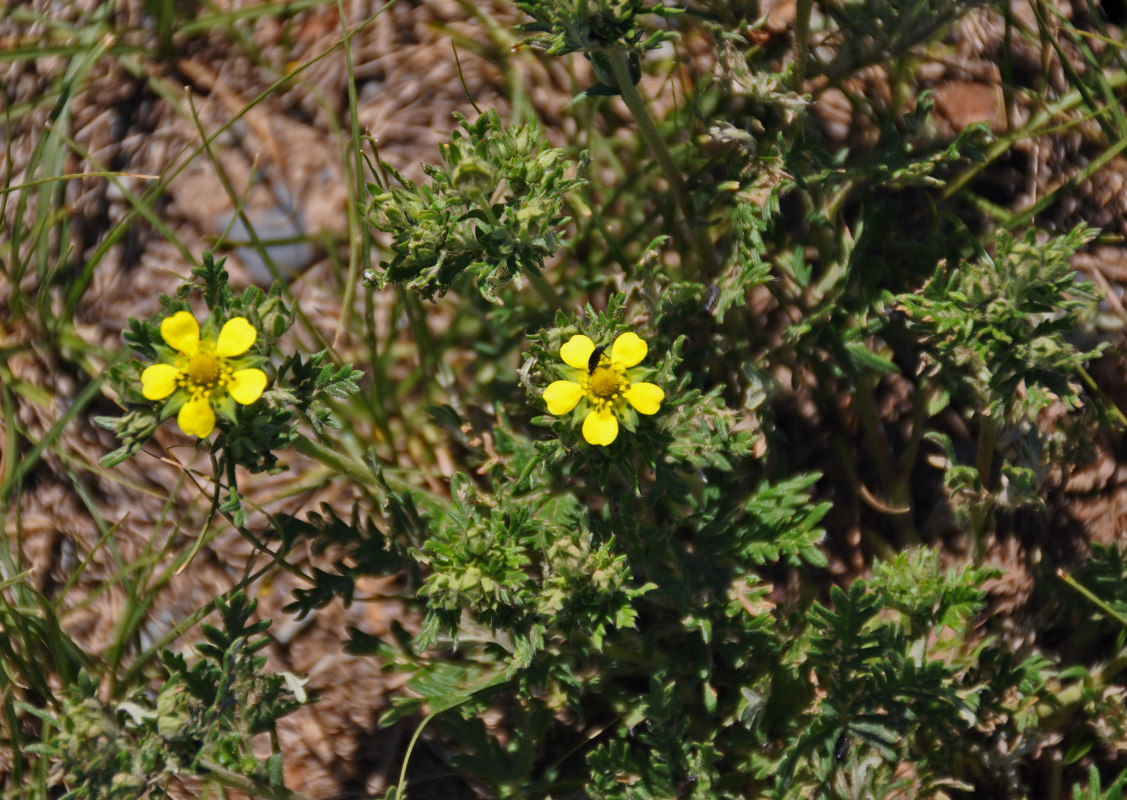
140 311 267 438
543 332 664 446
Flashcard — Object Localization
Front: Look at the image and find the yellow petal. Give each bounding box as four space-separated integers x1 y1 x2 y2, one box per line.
228 368 267 405
141 364 180 401
543 380 583 415
560 334 595 370
161 311 200 355
582 407 618 446
611 332 647 368
624 382 664 415
177 397 215 438
216 317 257 358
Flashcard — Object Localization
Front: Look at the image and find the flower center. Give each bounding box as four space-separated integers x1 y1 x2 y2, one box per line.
186 353 221 386
588 366 621 399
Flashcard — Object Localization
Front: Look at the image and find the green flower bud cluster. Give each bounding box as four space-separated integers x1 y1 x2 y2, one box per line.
364 109 587 302
517 0 683 96
516 0 681 59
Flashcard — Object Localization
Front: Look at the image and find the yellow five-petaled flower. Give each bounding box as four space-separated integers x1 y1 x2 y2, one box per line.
141 311 268 438
543 332 664 446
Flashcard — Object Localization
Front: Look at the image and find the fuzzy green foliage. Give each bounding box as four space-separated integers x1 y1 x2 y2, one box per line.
515 0 682 95
21 0 1127 796
22 672 172 800
364 110 587 302
157 593 306 760
871 547 999 635
818 0 989 81
893 225 1103 516
772 550 1049 798
516 0 681 57
25 593 304 799
275 503 415 619
896 225 1102 421
416 472 654 667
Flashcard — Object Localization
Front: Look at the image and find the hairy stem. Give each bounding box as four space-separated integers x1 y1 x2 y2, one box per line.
603 47 722 281
201 757 316 800
970 414 998 564
526 268 568 310
293 433 379 488
792 0 814 90
853 373 916 543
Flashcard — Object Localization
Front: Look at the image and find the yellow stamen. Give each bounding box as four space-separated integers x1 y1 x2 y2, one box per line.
187 353 221 386
588 366 621 399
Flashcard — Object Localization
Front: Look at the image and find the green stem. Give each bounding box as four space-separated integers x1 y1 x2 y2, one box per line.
603 47 722 281
1078 364 1127 431
900 382 931 477
970 414 998 565
293 434 379 488
852 373 916 543
601 641 664 673
942 70 1127 202
792 0 814 91
1036 635 1127 730
853 374 897 493
526 268 567 310
389 712 438 799
1058 568 1127 629
200 757 316 800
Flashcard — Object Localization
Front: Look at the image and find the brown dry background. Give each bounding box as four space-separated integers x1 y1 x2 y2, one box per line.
4 0 1127 796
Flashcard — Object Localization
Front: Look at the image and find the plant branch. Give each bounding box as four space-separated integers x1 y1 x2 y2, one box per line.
200 757 316 800
293 433 380 489
792 0 814 90
969 413 998 564
603 47 722 281
526 267 568 310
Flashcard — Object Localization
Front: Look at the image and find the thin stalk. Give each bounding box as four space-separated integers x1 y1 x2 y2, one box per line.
526 268 567 310
62 2 398 319
942 69 1127 202
1037 570 1127 729
292 433 380 489
792 0 814 90
335 0 368 349
1078 364 1127 431
852 374 916 543
899 381 930 477
970 414 998 564
853 374 897 492
1057 568 1127 629
389 712 438 800
602 47 722 281
200 757 316 800
1003 121 1127 231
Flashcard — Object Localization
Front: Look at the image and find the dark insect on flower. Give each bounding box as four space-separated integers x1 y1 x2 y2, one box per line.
884 301 909 324
587 342 611 373
834 730 850 761
675 777 698 799
702 284 720 314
